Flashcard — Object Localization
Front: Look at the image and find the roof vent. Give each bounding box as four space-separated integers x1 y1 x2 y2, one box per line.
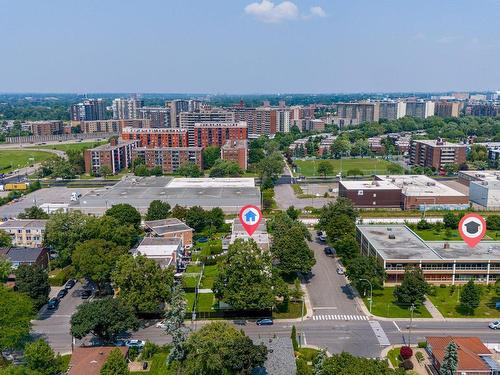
443 243 450 249
388 234 396 239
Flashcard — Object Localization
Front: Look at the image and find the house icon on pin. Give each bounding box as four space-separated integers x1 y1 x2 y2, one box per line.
244 210 257 223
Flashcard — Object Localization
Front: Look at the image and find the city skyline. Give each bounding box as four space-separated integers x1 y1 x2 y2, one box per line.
1 0 499 93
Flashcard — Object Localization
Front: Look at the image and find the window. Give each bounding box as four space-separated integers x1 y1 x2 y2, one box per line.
358 190 364 196
373 193 377 197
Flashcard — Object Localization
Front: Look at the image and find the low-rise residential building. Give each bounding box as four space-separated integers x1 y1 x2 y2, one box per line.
0 219 47 247
132 237 183 269
133 147 203 173
356 224 500 285
144 218 193 247
68 346 128 375
25 121 63 136
84 139 137 175
426 336 497 375
221 139 248 170
75 119 149 134
0 247 49 269
227 219 269 251
410 138 467 170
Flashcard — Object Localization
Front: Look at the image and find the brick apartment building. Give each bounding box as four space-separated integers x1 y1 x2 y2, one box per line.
434 101 461 117
121 127 189 148
410 138 466 170
76 119 149 134
193 121 247 148
133 147 202 173
84 139 137 175
231 106 277 136
221 139 248 170
26 121 63 136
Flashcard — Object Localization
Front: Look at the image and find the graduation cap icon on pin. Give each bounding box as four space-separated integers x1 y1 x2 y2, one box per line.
464 221 480 234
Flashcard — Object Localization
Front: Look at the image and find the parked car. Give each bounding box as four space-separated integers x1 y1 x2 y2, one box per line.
113 340 127 347
319 235 327 242
155 321 167 329
47 298 59 310
324 247 335 256
336 267 345 275
489 321 500 329
256 318 273 326
57 289 67 299
64 279 76 290
126 340 145 348
81 290 92 299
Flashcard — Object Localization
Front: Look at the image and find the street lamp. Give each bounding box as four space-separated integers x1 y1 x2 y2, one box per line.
360 278 373 314
408 303 415 346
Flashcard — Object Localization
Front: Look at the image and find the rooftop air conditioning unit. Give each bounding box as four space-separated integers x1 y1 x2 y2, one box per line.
388 234 396 239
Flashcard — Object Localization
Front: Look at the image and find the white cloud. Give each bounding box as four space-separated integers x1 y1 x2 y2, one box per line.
310 6 327 18
244 1 327 23
244 0 299 23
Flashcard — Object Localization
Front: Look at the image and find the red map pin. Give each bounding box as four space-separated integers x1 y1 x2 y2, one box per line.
458 213 486 248
239 205 262 236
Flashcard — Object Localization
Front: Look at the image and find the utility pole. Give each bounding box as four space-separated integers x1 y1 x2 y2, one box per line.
408 303 415 346
360 278 373 313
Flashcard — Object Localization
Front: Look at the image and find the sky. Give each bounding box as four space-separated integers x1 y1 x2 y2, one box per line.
1 0 499 93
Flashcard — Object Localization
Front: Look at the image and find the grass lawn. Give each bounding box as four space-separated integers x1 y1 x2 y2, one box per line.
185 264 202 273
200 265 219 289
191 236 223 261
414 229 500 241
428 285 500 318
362 287 432 318
197 293 216 312
182 276 199 289
60 354 71 372
130 352 175 375
0 150 53 173
273 301 305 319
29 141 106 153
387 347 401 368
295 158 397 177
185 293 196 313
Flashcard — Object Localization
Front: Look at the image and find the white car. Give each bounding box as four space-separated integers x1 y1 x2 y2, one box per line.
125 339 145 348
155 321 167 329
489 321 500 330
336 267 345 275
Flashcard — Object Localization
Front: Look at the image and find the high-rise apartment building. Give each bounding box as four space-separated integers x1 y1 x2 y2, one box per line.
179 110 235 146
405 101 435 119
76 119 149 134
167 100 190 128
434 101 461 118
333 102 379 127
70 99 106 121
112 98 143 119
275 109 291 133
378 102 407 120
121 127 188 148
232 107 277 137
465 104 499 117
138 107 171 128
193 122 247 148
410 139 467 169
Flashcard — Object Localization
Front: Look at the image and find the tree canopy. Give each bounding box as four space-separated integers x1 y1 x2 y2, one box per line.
24 339 62 375
209 159 242 177
145 200 171 221
393 266 429 307
15 265 51 310
0 229 12 248
202 146 221 169
0 286 33 351
318 352 404 375
17 206 49 219
105 203 141 229
100 348 129 375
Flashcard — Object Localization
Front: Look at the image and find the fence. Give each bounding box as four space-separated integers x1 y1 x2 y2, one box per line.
5 132 118 144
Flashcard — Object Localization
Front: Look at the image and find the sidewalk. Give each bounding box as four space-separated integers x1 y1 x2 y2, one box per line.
423 299 445 320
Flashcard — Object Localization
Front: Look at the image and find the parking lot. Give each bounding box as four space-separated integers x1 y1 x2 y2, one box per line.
32 281 94 354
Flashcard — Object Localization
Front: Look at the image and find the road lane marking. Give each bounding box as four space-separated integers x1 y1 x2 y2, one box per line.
312 306 338 310
312 314 368 321
393 321 401 332
368 321 390 346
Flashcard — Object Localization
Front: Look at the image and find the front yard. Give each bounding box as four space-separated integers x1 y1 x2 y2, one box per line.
428 285 500 318
362 287 432 318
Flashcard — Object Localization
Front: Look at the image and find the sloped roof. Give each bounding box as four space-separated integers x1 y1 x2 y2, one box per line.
427 336 492 372
68 346 128 375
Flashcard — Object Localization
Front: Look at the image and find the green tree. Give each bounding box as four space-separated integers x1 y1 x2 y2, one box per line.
164 284 188 363
214 239 276 310
443 163 459 176
262 188 275 210
443 212 462 229
183 322 267 375
0 229 12 247
24 339 62 375
100 348 129 375
0 286 33 350
0 255 11 282
82 216 137 248
72 239 128 292
331 137 351 157
386 163 404 174
66 149 85 175
17 206 49 219
105 203 141 229
112 255 174 314
291 325 298 351
185 206 207 232
318 198 358 230
459 279 481 315
486 215 500 230
318 352 402 375
70 298 138 342
171 205 188 221
351 139 370 157
286 205 300 220
345 257 386 295
202 146 221 169
145 200 171 221
176 162 203 177
209 159 242 177
333 235 359 261
256 152 284 188
439 342 458 375
207 207 225 230
324 214 356 242
15 265 50 310
393 266 430 306
99 165 113 178
317 160 334 177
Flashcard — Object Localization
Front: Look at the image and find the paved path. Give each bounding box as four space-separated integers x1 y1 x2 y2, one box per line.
423 299 445 320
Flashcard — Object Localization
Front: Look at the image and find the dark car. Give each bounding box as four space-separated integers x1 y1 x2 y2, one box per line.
256 318 273 326
324 247 335 256
47 298 59 310
64 279 76 290
81 290 92 299
57 289 67 299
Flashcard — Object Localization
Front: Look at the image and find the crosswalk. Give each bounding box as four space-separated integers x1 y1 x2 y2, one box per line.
312 314 368 321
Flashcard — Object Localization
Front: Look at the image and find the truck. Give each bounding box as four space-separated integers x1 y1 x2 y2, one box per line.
3 183 29 191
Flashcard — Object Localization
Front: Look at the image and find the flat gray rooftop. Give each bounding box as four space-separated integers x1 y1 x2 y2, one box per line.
357 225 440 260
358 224 500 261
71 176 260 215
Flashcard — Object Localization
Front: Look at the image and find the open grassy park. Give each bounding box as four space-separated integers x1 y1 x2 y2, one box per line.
294 158 398 177
362 287 432 318
0 150 53 173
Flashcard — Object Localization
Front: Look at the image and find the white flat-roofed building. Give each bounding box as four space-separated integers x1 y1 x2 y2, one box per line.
167 177 255 188
469 180 500 210
458 170 500 185
227 219 269 251
356 224 500 285
133 237 183 269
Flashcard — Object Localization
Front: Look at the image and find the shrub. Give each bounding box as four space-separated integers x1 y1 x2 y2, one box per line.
439 284 447 288
401 359 414 370
415 351 424 363
428 286 437 297
450 285 456 295
128 347 139 361
48 266 75 286
400 346 413 360
417 341 428 348
291 325 298 351
141 341 158 360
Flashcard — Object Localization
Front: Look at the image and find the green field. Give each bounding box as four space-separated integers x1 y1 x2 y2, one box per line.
362 287 432 318
295 158 397 176
0 150 53 173
428 285 500 318
28 141 106 153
